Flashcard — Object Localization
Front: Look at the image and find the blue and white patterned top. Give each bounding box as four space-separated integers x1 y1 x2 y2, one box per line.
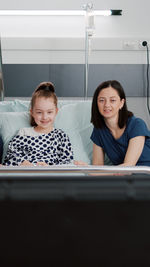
4 127 74 166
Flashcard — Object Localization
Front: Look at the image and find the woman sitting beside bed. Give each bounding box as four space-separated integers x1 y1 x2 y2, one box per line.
91 80 150 166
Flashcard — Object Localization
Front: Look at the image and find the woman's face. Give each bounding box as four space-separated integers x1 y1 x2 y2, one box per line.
30 96 58 132
97 86 125 120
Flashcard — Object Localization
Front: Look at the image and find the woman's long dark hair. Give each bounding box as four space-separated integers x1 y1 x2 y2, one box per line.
30 81 57 126
91 80 133 129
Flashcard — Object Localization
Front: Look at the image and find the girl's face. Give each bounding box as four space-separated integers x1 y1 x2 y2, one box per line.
97 86 125 120
30 96 58 132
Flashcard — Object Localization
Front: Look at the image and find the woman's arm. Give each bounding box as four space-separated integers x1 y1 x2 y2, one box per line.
92 143 105 165
120 136 145 166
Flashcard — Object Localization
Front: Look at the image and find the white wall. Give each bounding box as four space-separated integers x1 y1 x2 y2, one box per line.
0 0 150 63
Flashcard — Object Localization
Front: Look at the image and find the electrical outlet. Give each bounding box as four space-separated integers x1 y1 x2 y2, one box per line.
138 40 150 49
122 40 137 50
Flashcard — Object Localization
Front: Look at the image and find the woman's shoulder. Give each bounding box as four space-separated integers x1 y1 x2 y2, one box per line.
127 115 150 134
127 115 147 127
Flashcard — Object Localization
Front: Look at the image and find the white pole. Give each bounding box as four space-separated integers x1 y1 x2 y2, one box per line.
83 3 95 99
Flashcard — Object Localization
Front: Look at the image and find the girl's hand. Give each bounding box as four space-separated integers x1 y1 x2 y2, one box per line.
20 160 33 166
74 160 88 166
36 162 48 166
20 161 48 166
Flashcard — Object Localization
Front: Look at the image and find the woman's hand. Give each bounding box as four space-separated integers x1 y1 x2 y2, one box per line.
74 160 88 166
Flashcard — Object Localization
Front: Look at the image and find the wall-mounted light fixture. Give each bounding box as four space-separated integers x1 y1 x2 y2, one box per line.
0 9 122 16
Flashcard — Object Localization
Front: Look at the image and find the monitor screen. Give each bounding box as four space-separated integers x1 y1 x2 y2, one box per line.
0 172 150 267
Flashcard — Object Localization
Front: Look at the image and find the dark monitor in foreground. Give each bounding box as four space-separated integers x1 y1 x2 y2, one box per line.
0 171 150 267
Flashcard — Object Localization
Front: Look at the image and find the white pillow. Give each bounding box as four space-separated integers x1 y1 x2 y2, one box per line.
0 100 30 112
55 101 93 164
0 101 17 112
11 99 30 111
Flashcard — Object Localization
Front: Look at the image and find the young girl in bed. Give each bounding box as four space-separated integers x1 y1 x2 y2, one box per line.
91 80 150 166
4 82 74 166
